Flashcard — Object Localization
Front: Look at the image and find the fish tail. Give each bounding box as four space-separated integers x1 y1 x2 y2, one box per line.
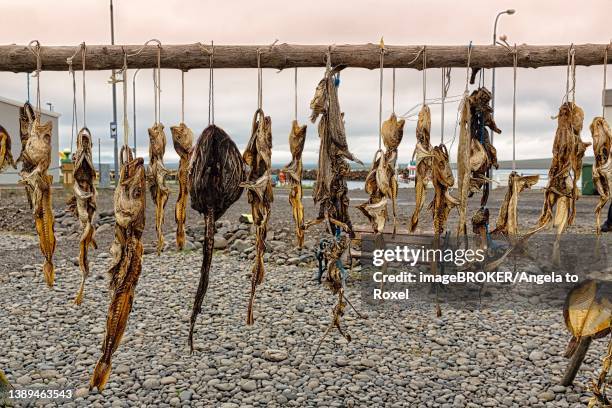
189 210 214 353
43 261 54 288
90 360 112 391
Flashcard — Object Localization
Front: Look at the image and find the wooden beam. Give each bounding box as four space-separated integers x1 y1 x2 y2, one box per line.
0 43 610 72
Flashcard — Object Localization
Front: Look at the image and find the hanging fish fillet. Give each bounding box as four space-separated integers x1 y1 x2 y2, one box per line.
534 103 589 252
170 123 194 250
491 172 539 237
188 125 245 351
468 87 501 206
410 105 432 232
378 113 404 234
590 117 612 234
282 120 307 248
147 123 169 255
19 117 56 287
307 65 362 237
358 150 386 233
0 125 15 173
17 102 36 208
242 109 273 325
428 145 459 235
456 94 472 237
67 127 97 304
90 147 146 391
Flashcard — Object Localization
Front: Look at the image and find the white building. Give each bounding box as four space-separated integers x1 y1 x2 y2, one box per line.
0 96 60 184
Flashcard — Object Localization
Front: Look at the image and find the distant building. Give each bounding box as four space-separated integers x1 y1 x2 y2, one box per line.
0 96 60 184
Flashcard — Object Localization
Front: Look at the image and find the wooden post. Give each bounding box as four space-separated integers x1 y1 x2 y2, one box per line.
0 43 610 72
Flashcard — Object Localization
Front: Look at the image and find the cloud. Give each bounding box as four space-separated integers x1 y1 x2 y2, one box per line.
0 0 609 168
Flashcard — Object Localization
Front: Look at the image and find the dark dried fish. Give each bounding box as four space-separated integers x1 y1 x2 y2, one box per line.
67 127 97 304
90 147 146 391
242 109 273 325
491 172 539 237
188 125 245 350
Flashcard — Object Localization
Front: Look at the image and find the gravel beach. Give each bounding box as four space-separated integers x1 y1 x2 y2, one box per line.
0 184 610 407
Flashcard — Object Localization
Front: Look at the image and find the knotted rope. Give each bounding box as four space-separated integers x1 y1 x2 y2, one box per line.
27 40 42 115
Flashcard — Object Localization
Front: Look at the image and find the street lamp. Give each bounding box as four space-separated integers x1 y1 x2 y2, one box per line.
491 9 516 115
490 8 515 187
46 102 53 112
132 68 141 157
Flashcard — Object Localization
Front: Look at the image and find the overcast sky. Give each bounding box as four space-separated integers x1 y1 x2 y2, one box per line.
0 0 610 166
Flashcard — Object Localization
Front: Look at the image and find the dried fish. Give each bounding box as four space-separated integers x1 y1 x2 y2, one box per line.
491 172 539 237
147 123 170 255
282 120 307 247
410 105 432 232
0 125 15 173
358 150 386 233
188 125 245 350
19 117 56 287
242 109 273 325
90 147 146 391
590 117 612 234
456 95 472 237
170 123 194 250
428 144 459 235
67 127 97 304
307 65 361 237
534 102 590 258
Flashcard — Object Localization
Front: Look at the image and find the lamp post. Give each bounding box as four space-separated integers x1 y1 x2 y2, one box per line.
132 68 141 157
491 8 515 186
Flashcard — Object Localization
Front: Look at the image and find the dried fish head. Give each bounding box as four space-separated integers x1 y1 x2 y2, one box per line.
114 157 146 230
432 145 454 188
170 122 194 158
382 113 405 154
148 123 167 160
23 118 52 171
415 105 431 148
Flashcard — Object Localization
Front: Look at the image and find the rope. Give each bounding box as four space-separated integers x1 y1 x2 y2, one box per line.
604 44 609 118
127 39 162 124
181 70 185 123
563 44 576 104
512 44 517 171
81 43 87 127
122 50 129 148
422 46 427 105
440 67 451 143
392 68 396 115
257 49 263 110
26 40 42 115
464 41 473 93
378 41 384 149
67 45 80 154
209 41 215 125
294 67 298 121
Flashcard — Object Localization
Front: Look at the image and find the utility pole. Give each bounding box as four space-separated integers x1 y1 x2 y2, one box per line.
110 0 119 185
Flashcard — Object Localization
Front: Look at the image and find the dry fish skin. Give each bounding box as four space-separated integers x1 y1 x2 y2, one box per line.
188 125 245 351
282 120 307 248
456 95 472 237
536 103 589 236
428 144 459 235
18 118 56 287
0 125 16 173
242 109 274 325
410 105 432 232
308 65 360 238
170 123 194 250
67 127 98 305
590 117 612 233
147 123 170 255
491 172 539 237
357 197 388 234
90 148 146 391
